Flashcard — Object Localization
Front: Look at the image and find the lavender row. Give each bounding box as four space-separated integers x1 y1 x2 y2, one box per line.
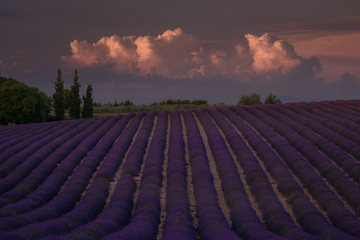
0 118 98 196
0 131 39 153
0 120 72 165
0 122 55 152
270 105 360 184
1 113 143 239
198 108 289 240
0 120 59 145
58 110 155 239
103 110 168 240
230 106 360 237
215 107 330 239
50 111 155 239
0 117 104 208
298 103 360 143
0 117 59 136
318 102 360 125
0 118 88 179
285 104 360 159
161 109 196 240
329 100 360 117
95 113 143 181
120 111 156 177
46 113 145 239
0 115 122 232
0 115 129 239
219 106 360 239
0 117 112 217
247 106 360 216
0 119 81 159
314 102 360 133
0 123 32 139
260 105 360 185
181 108 241 240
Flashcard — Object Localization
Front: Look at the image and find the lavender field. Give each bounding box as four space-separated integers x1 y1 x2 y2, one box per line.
0 100 360 240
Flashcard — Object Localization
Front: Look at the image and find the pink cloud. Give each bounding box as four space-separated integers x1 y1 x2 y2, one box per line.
62 28 316 79
263 16 360 83
245 33 301 75
281 32 360 83
62 28 202 78
62 35 138 73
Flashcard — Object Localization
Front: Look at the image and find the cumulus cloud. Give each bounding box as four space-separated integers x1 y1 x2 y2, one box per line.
245 33 301 74
63 35 138 73
62 28 319 79
63 28 202 78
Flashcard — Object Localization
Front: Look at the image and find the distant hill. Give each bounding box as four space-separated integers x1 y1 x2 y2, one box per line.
279 96 321 103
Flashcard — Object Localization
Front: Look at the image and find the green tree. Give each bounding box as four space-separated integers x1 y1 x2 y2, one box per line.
191 99 208 105
82 84 93 118
119 100 133 106
63 88 71 109
265 93 281 104
54 88 70 109
54 68 64 120
0 77 46 124
237 93 262 105
69 69 81 119
43 93 53 121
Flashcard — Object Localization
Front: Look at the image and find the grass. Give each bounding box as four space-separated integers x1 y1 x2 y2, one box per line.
93 103 229 117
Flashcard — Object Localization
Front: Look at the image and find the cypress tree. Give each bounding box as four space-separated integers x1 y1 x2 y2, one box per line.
82 84 93 118
63 88 71 109
54 68 64 120
69 69 81 119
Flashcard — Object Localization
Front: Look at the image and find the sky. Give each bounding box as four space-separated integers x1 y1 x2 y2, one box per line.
1 0 360 104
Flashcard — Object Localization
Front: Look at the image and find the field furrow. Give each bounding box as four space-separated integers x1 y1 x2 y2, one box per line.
0 100 359 240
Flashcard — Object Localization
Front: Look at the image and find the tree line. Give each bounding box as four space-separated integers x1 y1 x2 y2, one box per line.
151 99 208 105
0 69 93 125
0 77 49 124
1 69 282 125
53 68 93 121
237 92 281 105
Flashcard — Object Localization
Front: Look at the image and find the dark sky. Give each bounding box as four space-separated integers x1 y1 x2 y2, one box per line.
1 0 360 104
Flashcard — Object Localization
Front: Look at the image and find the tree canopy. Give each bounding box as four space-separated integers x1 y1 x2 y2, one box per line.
237 93 262 105
82 84 93 118
69 69 81 119
0 77 47 124
54 68 65 120
265 93 282 104
63 89 71 110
